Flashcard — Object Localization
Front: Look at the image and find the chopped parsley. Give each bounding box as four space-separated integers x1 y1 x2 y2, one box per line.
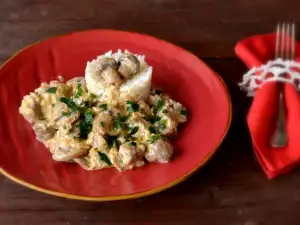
129 126 139 136
84 98 94 108
46 87 57 93
74 83 83 98
163 109 168 113
60 97 96 139
84 110 94 124
62 111 72 117
123 122 129 131
113 120 123 130
99 103 108 111
98 152 112 166
52 103 56 107
157 119 167 131
60 97 79 112
100 122 105 127
105 135 118 148
180 109 188 116
148 126 156 134
126 101 139 112
90 93 97 99
148 134 162 143
155 99 165 112
146 115 161 124
129 141 137 147
113 113 129 130
77 110 94 139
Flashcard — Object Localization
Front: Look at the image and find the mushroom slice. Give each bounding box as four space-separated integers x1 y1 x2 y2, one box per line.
46 101 80 128
85 56 122 97
32 121 56 142
118 53 140 79
48 131 90 162
97 57 118 72
100 67 122 87
96 57 121 86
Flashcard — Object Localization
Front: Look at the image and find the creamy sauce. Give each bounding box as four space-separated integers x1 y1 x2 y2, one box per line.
19 50 188 171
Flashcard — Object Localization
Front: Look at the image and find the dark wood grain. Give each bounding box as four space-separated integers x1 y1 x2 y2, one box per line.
2 0 300 224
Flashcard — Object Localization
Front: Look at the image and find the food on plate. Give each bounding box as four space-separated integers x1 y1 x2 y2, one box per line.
19 50 188 171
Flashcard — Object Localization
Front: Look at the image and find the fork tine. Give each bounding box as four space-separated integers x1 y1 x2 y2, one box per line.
275 23 296 60
276 23 280 58
281 23 286 59
291 23 296 59
286 24 290 60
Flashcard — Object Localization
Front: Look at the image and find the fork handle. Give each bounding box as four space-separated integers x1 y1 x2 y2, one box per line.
271 84 288 147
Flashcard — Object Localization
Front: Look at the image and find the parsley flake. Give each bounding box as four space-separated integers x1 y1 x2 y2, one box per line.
46 87 57 93
74 83 83 98
129 126 139 136
146 115 160 124
90 93 97 99
148 127 157 134
113 113 129 130
129 141 137 147
148 134 162 143
180 109 188 116
77 110 94 139
126 101 139 112
84 110 94 124
60 97 79 112
155 99 165 112
157 119 167 131
98 152 112 166
105 135 118 148
62 111 72 117
99 103 108 111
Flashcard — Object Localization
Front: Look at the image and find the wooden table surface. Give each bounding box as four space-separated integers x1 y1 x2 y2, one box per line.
2 0 300 224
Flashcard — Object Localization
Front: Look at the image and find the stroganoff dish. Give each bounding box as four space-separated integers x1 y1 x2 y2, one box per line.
19 50 188 171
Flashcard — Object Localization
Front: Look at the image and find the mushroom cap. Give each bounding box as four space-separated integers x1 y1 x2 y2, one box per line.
118 53 140 79
97 57 118 73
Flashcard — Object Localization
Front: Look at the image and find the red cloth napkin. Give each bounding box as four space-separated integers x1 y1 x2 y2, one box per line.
235 33 300 179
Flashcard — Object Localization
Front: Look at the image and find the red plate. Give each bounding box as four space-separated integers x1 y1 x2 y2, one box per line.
0 30 231 201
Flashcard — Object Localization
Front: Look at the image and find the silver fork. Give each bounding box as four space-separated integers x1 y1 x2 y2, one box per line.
271 23 296 147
